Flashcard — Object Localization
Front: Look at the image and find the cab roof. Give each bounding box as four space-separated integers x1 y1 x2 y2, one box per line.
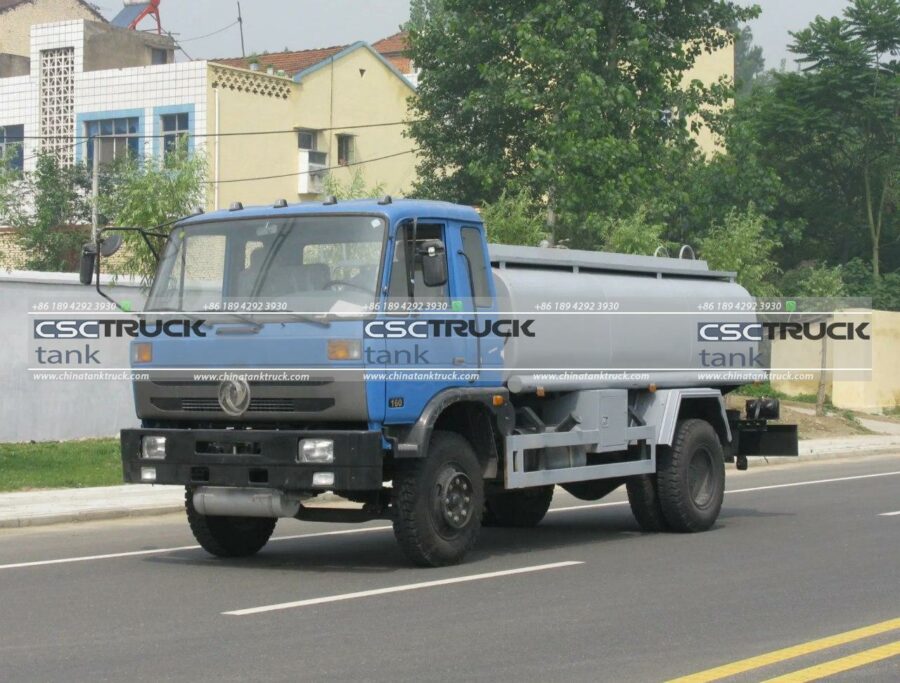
179 198 483 227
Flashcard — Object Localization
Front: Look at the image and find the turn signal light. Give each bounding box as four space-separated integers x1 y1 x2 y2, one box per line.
133 342 152 364
327 339 361 360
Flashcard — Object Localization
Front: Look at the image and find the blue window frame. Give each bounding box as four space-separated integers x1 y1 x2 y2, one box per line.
85 117 140 165
161 112 189 162
0 124 24 171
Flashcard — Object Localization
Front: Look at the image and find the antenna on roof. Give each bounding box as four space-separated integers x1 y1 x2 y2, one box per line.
236 2 245 58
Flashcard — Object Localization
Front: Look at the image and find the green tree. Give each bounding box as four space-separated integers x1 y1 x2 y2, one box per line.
406 0 759 246
480 188 547 246
749 0 899 281
8 154 91 272
321 168 385 200
698 205 781 296
98 146 206 281
601 207 667 255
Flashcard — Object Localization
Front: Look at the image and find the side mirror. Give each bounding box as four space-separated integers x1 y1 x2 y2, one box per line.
79 244 97 285
79 234 124 285
420 239 448 287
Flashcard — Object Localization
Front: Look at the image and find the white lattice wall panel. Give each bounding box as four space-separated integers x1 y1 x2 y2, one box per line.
39 47 75 165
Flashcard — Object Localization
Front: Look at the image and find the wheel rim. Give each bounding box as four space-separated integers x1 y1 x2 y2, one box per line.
688 447 716 509
434 466 474 531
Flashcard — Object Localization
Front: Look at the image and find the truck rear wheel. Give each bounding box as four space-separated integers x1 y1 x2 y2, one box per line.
392 431 484 567
626 475 670 532
656 419 725 532
185 487 277 558
484 486 554 527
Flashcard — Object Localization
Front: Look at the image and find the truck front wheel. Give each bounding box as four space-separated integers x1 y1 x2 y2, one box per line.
185 487 277 558
656 419 725 532
484 486 554 527
392 431 484 567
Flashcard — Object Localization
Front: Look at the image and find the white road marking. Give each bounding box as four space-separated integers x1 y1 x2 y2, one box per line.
2 469 899 571
879 510 900 517
0 525 392 571
223 561 584 616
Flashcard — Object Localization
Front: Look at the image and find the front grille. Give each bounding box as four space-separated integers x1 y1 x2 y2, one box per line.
151 397 335 413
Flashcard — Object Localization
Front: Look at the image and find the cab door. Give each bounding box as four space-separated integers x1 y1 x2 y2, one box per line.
379 220 471 424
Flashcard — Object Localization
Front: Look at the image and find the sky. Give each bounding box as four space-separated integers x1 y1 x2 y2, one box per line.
92 0 853 68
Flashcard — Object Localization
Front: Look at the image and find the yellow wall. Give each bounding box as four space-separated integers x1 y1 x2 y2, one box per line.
682 41 735 155
771 310 900 413
0 0 100 56
206 64 300 210
293 46 417 199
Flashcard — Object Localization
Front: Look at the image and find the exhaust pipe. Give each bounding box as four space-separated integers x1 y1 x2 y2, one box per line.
192 487 302 518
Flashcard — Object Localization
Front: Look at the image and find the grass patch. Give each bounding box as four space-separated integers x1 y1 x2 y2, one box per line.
736 382 820 405
0 439 122 492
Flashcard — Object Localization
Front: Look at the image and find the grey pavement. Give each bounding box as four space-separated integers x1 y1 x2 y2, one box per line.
0 453 897 682
3 434 900 529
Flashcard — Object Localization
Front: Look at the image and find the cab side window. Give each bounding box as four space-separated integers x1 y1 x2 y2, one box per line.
387 223 449 306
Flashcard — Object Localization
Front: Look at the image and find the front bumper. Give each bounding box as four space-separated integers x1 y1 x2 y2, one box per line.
121 428 384 491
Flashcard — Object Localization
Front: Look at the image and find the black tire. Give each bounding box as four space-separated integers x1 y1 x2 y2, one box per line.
185 487 277 558
626 475 670 532
393 431 484 567
484 486 554 528
656 419 726 532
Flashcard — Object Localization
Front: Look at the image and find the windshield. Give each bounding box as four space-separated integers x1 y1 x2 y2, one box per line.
146 215 386 313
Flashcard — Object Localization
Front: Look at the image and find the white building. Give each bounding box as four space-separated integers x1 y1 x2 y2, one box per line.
0 19 205 172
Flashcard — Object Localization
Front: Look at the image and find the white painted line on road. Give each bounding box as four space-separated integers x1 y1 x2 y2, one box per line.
726 470 900 494
0 525 392 571
223 561 585 616
3 469 899 572
879 510 900 517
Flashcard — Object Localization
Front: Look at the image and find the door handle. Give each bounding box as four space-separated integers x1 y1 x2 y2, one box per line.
453 357 466 366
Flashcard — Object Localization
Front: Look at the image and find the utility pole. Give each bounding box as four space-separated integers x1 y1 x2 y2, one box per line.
91 136 99 244
237 2 245 58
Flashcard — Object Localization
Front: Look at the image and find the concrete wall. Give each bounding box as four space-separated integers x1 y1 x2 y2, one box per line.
82 19 174 72
0 0 101 57
0 270 145 443
0 51 29 76
771 310 900 413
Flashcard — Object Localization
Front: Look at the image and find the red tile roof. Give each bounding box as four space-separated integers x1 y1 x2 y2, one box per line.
212 32 412 78
214 44 348 75
372 31 408 55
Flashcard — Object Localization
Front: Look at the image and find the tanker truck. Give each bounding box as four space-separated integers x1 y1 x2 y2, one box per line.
80 198 798 566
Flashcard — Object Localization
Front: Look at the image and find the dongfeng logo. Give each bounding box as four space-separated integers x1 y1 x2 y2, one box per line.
217 378 251 416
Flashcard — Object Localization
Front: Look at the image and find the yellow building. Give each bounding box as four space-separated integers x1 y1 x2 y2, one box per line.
682 39 736 155
211 42 417 210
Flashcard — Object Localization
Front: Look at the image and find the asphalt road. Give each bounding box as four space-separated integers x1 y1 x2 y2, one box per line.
1 454 898 682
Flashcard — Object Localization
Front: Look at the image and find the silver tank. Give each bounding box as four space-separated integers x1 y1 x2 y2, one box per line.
488 245 765 393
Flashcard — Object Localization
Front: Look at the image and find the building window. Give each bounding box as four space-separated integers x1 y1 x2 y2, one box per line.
337 134 354 165
161 112 189 161
85 117 140 165
297 129 318 151
0 124 25 172
151 48 168 65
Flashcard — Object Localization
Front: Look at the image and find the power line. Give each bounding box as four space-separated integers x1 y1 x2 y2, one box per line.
203 147 418 185
176 20 239 43
16 120 420 141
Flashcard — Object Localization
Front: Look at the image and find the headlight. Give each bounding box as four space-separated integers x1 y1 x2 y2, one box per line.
141 435 167 460
327 339 361 360
298 439 334 463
